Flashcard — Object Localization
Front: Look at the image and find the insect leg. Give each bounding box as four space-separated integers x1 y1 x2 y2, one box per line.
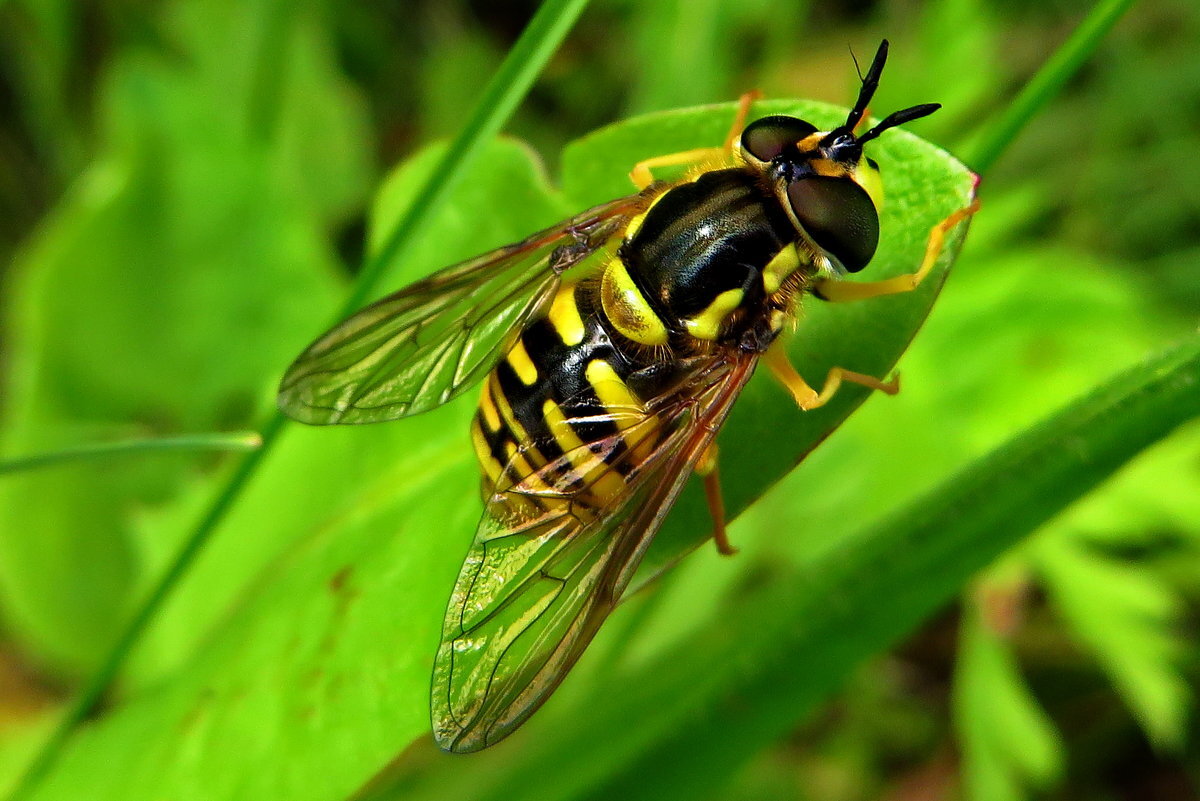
764 344 899 411
696 443 736 556
627 91 762 190
629 148 724 190
813 199 981 303
722 90 764 153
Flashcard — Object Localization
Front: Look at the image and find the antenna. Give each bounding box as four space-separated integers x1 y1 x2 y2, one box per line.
857 103 941 144
844 40 889 133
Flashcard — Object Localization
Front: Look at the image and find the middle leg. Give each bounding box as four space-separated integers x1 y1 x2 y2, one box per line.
764 344 899 411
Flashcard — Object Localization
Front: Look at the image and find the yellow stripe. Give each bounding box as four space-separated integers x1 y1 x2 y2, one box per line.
811 158 853 178
762 245 801 294
471 418 505 487
506 339 538 385
624 211 648 241
478 382 501 432
600 258 669 346
683 288 744 340
542 398 626 503
504 440 555 498
548 282 586 347
858 160 884 210
490 374 528 442
584 359 657 464
489 373 544 468
798 132 824 152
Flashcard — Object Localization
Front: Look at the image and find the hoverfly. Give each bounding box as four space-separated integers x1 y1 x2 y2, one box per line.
278 40 977 753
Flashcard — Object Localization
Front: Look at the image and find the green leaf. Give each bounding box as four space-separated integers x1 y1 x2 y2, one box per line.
0 1 370 674
372 337 1200 801
0 710 60 801
14 101 973 801
954 584 1065 801
6 2 596 793
126 138 571 684
1034 533 1190 749
13 138 569 801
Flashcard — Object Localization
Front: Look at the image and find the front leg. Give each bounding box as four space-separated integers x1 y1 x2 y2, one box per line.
814 200 980 303
629 147 725 190
627 90 763 190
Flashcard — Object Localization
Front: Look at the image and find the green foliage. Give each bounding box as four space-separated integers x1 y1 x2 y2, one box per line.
955 574 1065 801
1035 534 1190 749
0 0 369 675
2 0 1199 799
0 98 971 801
0 433 260 476
369 322 1200 801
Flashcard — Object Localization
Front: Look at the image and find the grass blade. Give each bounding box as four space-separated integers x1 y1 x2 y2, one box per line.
347 0 591 312
0 433 261 476
966 0 1137 173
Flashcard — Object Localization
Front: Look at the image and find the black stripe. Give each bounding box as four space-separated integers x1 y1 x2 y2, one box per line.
483 271 688 500
494 359 563 467
476 409 509 466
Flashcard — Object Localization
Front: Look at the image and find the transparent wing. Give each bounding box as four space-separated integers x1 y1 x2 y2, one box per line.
278 197 640 424
431 354 758 752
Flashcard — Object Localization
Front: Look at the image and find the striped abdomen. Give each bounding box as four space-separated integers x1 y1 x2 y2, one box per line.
471 278 668 512
473 166 805 512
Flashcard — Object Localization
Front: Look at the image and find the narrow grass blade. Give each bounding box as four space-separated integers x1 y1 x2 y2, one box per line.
0 433 261 476
966 0 1137 173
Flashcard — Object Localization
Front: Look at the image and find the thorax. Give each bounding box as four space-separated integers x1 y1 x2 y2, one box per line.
601 167 811 351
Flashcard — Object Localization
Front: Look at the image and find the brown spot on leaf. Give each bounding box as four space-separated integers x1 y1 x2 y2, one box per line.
330 565 354 594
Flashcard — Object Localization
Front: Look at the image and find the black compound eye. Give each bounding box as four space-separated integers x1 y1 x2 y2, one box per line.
740 115 818 162
786 176 880 272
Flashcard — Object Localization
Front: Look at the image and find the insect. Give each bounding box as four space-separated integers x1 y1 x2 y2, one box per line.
277 40 977 753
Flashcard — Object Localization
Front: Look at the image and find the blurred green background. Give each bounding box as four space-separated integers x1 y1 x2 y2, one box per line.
1 0 1198 799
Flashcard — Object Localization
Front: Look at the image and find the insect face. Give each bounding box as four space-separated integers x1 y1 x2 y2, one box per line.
737 41 940 274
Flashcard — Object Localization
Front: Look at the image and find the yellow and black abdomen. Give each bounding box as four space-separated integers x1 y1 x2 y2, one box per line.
472 166 803 513
471 278 674 512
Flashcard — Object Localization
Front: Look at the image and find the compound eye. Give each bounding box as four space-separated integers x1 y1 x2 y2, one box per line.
786 176 880 272
740 115 818 162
